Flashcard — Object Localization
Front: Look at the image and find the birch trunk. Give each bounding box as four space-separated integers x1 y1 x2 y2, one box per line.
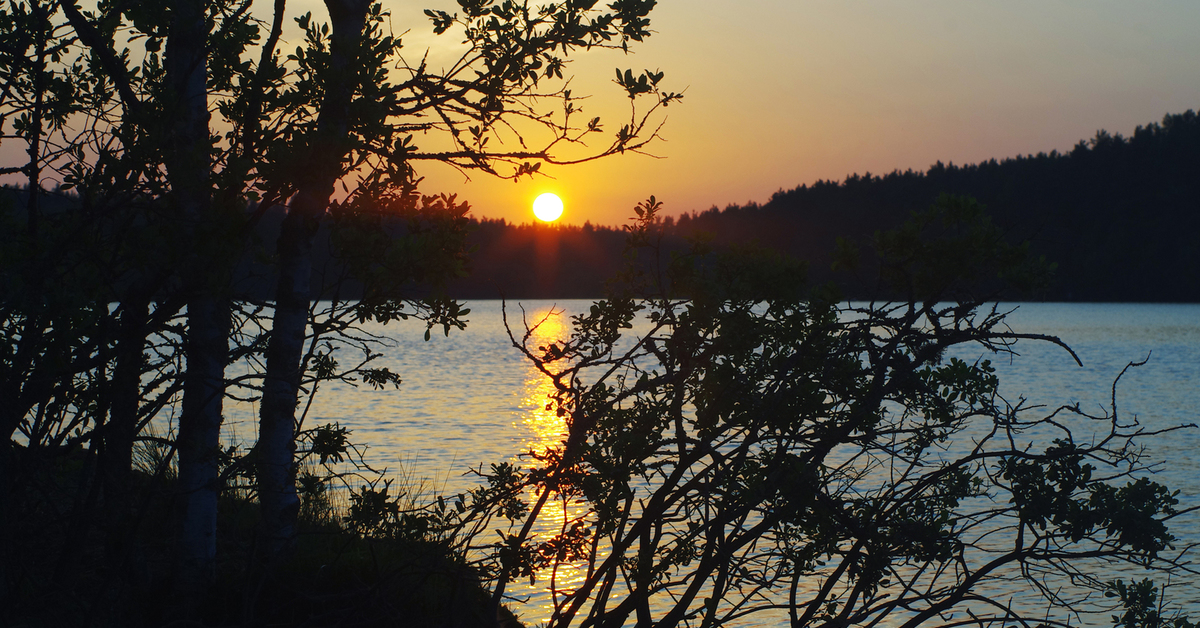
163 0 223 593
256 0 370 558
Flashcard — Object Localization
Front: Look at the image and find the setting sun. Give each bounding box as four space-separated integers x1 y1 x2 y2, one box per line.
533 193 564 222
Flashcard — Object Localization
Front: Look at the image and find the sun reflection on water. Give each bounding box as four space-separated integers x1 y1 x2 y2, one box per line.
510 308 604 624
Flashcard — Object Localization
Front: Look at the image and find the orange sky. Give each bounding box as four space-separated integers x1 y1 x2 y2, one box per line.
389 0 1200 226
8 1 1200 227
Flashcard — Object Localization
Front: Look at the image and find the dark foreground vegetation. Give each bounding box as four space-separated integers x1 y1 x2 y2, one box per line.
7 444 517 627
2 0 1197 626
453 109 1200 301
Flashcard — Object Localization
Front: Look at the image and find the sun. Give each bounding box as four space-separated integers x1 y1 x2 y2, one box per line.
533 193 564 222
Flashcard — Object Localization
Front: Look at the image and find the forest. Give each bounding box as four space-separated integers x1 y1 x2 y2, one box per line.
453 110 1200 301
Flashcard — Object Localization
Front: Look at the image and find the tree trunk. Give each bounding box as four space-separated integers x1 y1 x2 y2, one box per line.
256 0 370 559
176 297 228 586
102 294 148 574
1 1 50 603
164 0 222 597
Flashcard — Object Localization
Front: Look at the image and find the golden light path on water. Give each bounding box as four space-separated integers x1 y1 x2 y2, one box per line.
510 308 612 625
502 308 993 627
503 307 797 627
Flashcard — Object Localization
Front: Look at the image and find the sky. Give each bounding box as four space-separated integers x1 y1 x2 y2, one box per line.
372 0 1200 226
10 1 1200 227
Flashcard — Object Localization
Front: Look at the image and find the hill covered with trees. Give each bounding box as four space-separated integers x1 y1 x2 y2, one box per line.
456 110 1200 301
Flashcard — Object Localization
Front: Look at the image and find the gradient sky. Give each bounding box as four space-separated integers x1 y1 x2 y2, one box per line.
10 1 1200 227
384 0 1200 226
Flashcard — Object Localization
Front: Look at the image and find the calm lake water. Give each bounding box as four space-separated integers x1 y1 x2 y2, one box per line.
225 301 1200 626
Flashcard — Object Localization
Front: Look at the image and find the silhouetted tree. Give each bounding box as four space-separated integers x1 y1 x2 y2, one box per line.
456 197 1195 627
1 0 679 613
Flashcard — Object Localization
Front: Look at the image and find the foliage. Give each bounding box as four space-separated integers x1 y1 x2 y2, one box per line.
1 0 677 620
1107 579 1197 628
345 481 429 540
0 0 679 444
455 198 1196 627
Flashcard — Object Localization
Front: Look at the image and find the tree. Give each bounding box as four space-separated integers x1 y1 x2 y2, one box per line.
2 0 679 605
457 195 1194 627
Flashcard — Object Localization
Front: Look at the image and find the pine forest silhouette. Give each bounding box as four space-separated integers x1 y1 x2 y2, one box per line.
452 109 1200 301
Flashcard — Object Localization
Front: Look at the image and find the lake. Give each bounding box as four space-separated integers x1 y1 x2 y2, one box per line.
224 301 1200 626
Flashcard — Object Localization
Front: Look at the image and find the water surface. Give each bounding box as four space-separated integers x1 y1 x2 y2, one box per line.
227 301 1200 626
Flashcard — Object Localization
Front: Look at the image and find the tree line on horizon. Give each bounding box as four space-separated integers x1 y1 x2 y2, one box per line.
19 108 1193 303
453 109 1200 301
